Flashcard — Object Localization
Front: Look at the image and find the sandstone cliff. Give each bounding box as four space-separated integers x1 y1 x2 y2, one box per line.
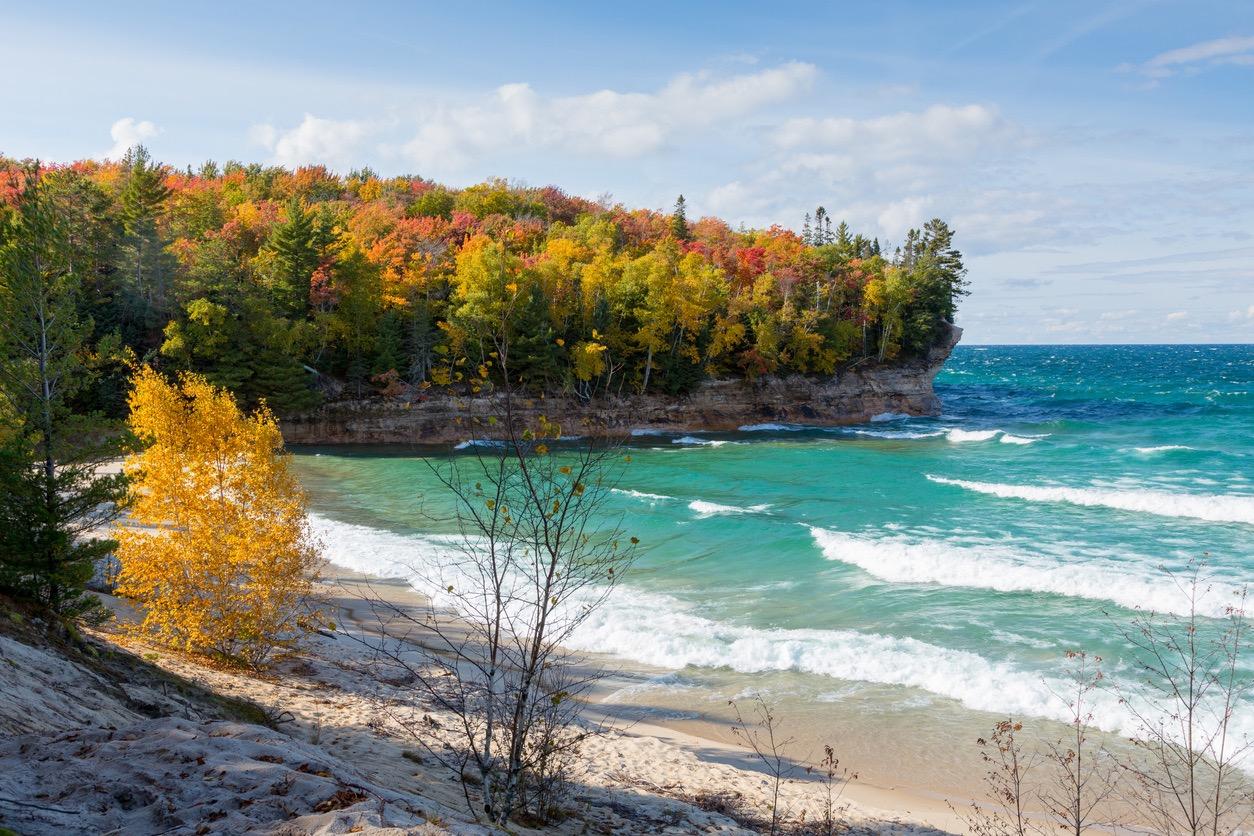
282 324 962 445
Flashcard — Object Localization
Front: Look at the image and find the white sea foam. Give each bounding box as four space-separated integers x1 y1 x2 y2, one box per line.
452 439 509 450
309 512 1254 758
1000 433 1046 445
870 412 910 422
846 427 1047 444
945 428 1000 442
630 428 669 437
1131 445 1195 455
688 500 770 517
672 436 730 447
738 423 803 432
612 488 674 502
572 585 1175 741
808 526 1244 618
927 475 1254 526
849 429 946 440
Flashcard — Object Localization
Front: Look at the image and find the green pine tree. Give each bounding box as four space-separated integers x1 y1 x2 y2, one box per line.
116 145 172 347
671 195 690 241
267 198 323 316
0 167 126 616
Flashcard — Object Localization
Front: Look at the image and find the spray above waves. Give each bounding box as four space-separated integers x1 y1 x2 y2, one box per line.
808 526 1244 618
927 475 1254 525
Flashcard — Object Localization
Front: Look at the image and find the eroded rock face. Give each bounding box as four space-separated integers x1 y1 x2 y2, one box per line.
282 325 962 445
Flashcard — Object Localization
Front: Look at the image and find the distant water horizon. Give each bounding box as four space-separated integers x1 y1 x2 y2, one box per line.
293 343 1254 790
960 341 1253 347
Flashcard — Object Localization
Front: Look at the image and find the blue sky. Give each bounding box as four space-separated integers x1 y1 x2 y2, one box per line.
3 1 1252 343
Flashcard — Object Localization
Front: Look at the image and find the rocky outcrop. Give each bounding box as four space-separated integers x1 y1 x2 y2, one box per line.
282 324 962 445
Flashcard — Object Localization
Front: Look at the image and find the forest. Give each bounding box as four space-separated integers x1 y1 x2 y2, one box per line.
0 148 966 418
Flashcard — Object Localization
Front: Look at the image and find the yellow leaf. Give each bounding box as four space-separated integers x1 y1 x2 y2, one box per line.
114 367 321 668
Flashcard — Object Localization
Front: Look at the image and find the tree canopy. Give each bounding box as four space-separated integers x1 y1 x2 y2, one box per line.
0 152 967 414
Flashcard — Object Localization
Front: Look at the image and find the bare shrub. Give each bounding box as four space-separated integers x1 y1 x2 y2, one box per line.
1113 561 1254 835
347 336 638 826
950 717 1045 836
1039 650 1117 834
730 692 797 835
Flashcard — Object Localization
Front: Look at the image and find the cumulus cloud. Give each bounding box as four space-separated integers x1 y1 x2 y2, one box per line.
250 113 371 169
703 103 1022 245
403 62 817 170
106 117 159 159
1166 310 1189 321
774 104 1007 156
1227 304 1254 321
1121 35 1254 80
876 196 933 239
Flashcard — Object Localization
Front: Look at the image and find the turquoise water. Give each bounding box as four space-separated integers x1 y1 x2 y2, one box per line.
293 344 1254 755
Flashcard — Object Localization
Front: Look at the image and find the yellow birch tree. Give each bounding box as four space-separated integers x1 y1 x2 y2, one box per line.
115 366 321 667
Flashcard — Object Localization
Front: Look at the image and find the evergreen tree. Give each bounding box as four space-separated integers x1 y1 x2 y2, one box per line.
835 220 852 252
266 198 322 316
918 218 968 321
0 168 126 616
508 283 561 392
898 228 920 268
802 212 812 245
671 194 690 241
116 145 172 347
813 206 832 245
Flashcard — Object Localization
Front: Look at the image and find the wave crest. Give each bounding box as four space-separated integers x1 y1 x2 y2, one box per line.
809 526 1242 617
688 500 770 517
927 475 1254 525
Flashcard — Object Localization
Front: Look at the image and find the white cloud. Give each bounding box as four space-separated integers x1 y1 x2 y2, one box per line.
876 196 932 239
1166 310 1189 321
106 117 159 159
774 104 1007 156
702 103 1020 244
403 62 817 171
1099 309 1139 321
251 113 370 169
707 180 768 216
1122 35 1254 79
1227 304 1254 321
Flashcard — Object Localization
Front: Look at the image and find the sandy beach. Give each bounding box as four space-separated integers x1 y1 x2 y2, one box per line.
319 565 966 833
0 557 966 834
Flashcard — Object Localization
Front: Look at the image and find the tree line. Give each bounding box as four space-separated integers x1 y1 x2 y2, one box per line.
1 150 967 417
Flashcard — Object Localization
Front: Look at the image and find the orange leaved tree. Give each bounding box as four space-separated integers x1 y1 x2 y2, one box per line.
116 366 321 667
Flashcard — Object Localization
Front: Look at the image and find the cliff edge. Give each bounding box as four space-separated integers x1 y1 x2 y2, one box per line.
282 324 962 445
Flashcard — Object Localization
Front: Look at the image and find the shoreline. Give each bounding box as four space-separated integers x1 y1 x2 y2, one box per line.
321 564 966 832
281 325 960 446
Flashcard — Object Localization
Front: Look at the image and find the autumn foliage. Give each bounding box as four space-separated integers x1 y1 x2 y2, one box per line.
115 366 321 666
0 153 966 418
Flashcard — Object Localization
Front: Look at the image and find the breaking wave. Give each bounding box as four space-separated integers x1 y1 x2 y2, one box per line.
927 476 1254 526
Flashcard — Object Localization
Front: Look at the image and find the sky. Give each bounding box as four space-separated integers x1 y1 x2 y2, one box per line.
2 1 1252 344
